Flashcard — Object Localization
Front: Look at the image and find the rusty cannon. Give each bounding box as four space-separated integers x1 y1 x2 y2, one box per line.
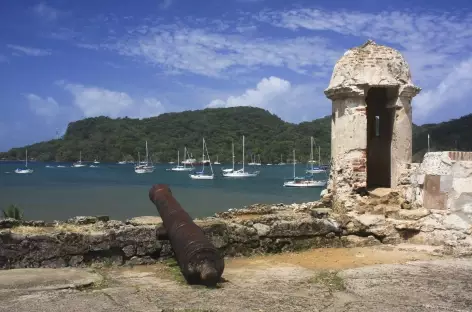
149 184 225 287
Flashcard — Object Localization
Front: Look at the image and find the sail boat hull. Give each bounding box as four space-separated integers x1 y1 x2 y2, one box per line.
223 169 259 177
171 166 193 171
189 173 214 180
134 166 154 174
15 168 33 174
306 168 326 174
283 180 326 187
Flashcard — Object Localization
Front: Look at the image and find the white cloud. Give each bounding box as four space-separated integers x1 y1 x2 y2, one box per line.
59 82 165 119
68 7 472 123
255 8 472 122
7 44 51 56
33 2 60 21
88 27 337 78
25 94 60 118
207 76 330 122
414 57 472 122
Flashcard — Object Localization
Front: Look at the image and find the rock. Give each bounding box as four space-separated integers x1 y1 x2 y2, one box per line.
354 214 385 227
443 214 471 232
401 201 412 210
253 223 271 236
342 235 380 247
41 258 67 268
69 255 84 267
0 218 21 228
126 216 162 226
126 256 157 266
67 216 98 225
96 215 110 222
22 220 46 227
310 208 332 219
397 209 430 220
122 245 136 258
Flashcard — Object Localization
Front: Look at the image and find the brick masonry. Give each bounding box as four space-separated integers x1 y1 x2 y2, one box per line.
448 151 472 161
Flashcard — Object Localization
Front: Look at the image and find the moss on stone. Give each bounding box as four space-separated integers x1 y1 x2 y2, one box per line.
310 270 345 291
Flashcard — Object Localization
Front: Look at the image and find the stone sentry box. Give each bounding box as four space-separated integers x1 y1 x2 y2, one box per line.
324 40 421 204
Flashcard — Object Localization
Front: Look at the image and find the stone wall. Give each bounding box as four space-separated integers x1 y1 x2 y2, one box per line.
0 202 383 269
401 152 472 221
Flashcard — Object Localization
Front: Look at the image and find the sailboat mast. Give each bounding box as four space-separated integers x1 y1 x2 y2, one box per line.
202 138 205 171
293 149 296 179
145 141 149 164
318 146 321 165
310 136 314 170
232 140 235 170
25 149 28 168
242 135 245 171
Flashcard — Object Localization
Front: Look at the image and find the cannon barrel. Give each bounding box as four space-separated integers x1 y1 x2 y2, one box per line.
149 184 224 286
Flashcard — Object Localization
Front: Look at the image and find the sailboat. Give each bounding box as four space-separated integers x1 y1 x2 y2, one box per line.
190 138 214 180
134 141 154 174
222 141 235 173
213 155 221 165
278 154 286 165
15 149 33 174
223 136 260 178
284 149 326 187
72 152 86 167
171 147 194 171
306 137 325 174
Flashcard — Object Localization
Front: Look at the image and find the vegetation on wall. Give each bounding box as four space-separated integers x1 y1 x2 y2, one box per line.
0 106 470 164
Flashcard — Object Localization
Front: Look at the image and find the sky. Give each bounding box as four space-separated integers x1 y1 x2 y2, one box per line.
1 0 472 151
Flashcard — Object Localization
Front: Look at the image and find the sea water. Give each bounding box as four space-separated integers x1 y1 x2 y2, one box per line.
0 162 326 221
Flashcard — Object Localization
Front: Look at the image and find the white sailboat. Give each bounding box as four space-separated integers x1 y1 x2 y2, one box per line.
284 149 326 187
134 141 154 174
278 154 286 165
222 141 235 173
93 158 100 164
306 137 325 174
213 155 221 165
171 147 194 171
223 136 260 178
190 138 214 180
72 151 86 167
15 149 33 174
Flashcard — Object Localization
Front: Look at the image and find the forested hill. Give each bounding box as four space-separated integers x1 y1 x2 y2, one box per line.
1 107 470 163
412 113 472 162
0 107 331 163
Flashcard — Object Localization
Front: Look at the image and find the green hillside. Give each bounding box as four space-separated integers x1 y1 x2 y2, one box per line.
1 107 470 164
0 107 330 164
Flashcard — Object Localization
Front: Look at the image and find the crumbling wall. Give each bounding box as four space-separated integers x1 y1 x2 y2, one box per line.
0 203 378 269
402 152 472 220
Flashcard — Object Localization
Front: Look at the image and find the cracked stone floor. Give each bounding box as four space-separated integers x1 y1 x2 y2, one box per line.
0 245 471 312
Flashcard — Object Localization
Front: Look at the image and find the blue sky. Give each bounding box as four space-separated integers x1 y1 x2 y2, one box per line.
1 0 472 151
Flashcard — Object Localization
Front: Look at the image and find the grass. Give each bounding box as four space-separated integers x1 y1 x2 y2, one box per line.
162 258 186 284
3 204 23 220
310 270 345 291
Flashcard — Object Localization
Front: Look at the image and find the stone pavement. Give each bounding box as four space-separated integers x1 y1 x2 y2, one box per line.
0 246 471 312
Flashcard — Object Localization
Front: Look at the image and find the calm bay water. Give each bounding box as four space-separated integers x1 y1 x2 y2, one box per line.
0 161 327 221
